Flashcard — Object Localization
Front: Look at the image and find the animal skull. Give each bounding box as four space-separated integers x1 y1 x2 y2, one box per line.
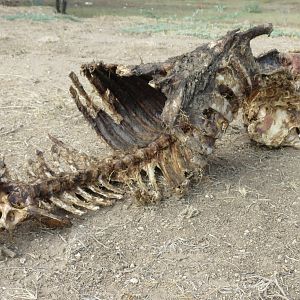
0 192 28 231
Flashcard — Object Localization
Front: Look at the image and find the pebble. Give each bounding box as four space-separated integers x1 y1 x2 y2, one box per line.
20 257 26 264
74 252 81 260
0 246 16 259
129 277 139 284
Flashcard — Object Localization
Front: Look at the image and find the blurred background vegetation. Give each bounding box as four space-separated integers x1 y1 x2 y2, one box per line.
1 0 300 39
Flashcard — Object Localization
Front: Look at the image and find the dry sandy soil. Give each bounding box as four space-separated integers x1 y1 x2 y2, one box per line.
0 6 300 300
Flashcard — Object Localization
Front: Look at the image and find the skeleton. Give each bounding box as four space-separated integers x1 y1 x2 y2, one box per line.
0 24 299 232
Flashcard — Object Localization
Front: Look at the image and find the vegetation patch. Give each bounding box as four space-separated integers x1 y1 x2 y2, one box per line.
1 12 80 22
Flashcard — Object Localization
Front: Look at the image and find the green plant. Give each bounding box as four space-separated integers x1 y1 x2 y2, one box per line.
1 13 80 22
215 4 226 13
244 3 262 13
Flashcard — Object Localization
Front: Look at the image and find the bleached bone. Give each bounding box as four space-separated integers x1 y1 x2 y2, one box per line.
50 196 85 216
61 192 99 211
87 185 123 200
75 187 114 206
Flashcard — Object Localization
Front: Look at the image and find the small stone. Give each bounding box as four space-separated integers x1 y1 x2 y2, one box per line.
20 257 26 264
0 246 16 258
180 206 200 219
129 277 139 284
74 252 81 260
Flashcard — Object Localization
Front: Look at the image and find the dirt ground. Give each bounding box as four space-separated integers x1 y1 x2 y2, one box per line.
0 6 300 300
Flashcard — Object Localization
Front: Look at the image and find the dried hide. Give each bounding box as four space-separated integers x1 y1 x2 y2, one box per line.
0 24 299 232
243 51 300 148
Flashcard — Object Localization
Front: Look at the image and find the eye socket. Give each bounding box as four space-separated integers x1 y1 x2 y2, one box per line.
7 211 15 223
8 192 25 208
218 84 235 100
